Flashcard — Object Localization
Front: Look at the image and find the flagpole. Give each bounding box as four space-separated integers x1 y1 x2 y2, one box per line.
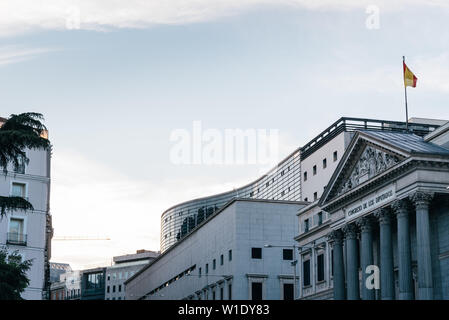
403 56 409 131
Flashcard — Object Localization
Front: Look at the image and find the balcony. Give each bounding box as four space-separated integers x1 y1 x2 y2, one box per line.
6 233 27 246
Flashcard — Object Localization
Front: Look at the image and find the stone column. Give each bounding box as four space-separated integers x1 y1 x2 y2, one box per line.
357 216 375 300
343 224 359 300
328 230 345 300
375 208 395 300
392 199 414 300
410 191 434 300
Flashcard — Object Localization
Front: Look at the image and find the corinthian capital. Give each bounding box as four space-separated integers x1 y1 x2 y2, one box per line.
391 198 410 217
356 216 374 233
327 229 344 245
409 191 433 208
374 207 392 225
342 223 358 240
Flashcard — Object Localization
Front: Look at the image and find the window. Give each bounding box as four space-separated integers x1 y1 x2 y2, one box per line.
283 249 293 260
107 274 110 281
333 151 338 162
283 283 294 300
107 286 110 293
199 267 202 278
323 158 327 169
113 285 116 293
304 219 309 232
213 259 216 270
304 197 308 202
331 249 334 277
228 284 232 300
220 287 224 300
118 285 122 292
303 260 311 286
314 192 318 201
251 282 263 300
303 171 308 181
317 254 325 282
318 212 323 225
11 182 26 198
251 247 262 259
220 254 224 265
228 250 232 261
8 218 25 245
206 264 209 274
14 156 26 174
212 290 216 300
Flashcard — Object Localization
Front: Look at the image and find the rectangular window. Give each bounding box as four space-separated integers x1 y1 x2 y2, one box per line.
228 284 232 300
251 247 262 259
118 285 122 292
303 260 311 287
283 283 294 300
199 267 202 278
303 171 308 181
206 264 209 274
229 250 232 261
333 151 338 162
314 192 318 201
14 156 26 174
113 285 116 293
283 249 293 261
107 286 110 293
220 287 224 300
318 212 323 225
220 254 224 265
213 259 216 270
212 290 216 300
331 249 334 277
251 282 263 300
11 182 26 198
317 254 325 282
304 219 309 233
8 218 25 245
313 165 317 175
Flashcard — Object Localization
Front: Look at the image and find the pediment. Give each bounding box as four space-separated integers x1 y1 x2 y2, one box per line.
321 133 408 204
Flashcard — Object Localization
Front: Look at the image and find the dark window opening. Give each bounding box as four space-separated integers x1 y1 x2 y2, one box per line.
283 283 294 300
283 249 293 260
251 247 262 259
303 260 311 287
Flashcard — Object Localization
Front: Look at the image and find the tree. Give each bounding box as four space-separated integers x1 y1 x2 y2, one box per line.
0 112 50 217
0 248 33 300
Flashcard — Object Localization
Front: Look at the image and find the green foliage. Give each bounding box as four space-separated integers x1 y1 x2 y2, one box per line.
0 248 33 300
0 112 50 174
0 112 50 217
0 196 34 218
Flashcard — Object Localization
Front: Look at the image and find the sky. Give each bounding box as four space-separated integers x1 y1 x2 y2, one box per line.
1 0 449 270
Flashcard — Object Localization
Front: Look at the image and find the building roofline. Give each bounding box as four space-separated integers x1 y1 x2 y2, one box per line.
127 198 307 287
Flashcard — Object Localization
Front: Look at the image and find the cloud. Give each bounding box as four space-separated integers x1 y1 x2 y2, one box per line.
0 45 55 66
0 0 447 37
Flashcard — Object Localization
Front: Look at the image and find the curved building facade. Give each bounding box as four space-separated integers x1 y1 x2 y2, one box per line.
160 117 441 252
160 149 301 252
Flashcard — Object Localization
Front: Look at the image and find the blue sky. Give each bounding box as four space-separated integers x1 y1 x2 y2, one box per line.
1 0 448 269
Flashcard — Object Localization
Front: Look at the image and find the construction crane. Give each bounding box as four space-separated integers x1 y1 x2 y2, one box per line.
52 236 111 241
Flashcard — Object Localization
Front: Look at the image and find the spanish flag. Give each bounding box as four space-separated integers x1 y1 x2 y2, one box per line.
403 61 417 88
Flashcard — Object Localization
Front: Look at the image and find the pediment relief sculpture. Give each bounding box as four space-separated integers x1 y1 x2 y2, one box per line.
338 145 401 196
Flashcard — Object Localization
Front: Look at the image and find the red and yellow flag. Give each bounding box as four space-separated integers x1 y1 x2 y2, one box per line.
403 61 417 88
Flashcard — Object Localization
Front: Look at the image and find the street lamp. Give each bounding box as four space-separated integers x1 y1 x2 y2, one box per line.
264 244 299 300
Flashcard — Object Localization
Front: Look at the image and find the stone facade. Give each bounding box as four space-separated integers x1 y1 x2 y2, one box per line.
295 130 449 300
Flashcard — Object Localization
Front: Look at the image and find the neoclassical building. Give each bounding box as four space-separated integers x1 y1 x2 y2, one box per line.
295 128 449 300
